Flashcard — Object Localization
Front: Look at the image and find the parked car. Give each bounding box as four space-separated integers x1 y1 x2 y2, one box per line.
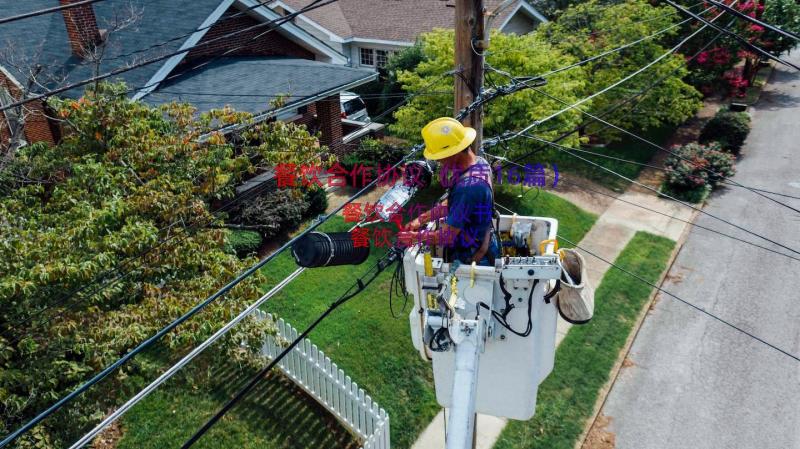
340 91 371 123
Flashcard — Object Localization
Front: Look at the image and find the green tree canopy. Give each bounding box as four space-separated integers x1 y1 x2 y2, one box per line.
0 83 324 447
538 0 703 140
389 29 588 155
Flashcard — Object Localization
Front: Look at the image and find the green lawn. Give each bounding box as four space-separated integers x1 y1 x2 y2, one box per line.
117 357 358 449
116 187 598 449
521 126 673 192
494 186 597 247
493 231 676 449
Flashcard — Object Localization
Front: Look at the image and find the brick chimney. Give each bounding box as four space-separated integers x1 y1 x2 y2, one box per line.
60 0 102 57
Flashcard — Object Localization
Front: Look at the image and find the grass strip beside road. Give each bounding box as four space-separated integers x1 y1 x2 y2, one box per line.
494 231 676 449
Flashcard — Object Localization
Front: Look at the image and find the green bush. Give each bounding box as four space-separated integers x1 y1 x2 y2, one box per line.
698 108 751 154
663 142 736 202
303 187 328 219
340 138 405 188
226 230 263 257
238 188 309 239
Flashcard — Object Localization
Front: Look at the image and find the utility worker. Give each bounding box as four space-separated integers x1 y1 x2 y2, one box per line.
397 117 500 265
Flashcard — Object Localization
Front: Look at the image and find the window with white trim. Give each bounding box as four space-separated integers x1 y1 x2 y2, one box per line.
376 49 389 68
359 47 374 66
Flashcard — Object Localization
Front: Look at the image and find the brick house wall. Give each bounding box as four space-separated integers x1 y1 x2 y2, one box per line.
314 94 344 155
293 102 318 130
183 7 315 64
0 69 57 148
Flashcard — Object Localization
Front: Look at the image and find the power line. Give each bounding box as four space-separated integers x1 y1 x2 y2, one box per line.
103 0 341 63
481 1 705 60
490 8 799 220
664 0 800 71
0 0 337 114
536 2 717 79
520 134 800 257
0 0 108 26
487 152 800 263
720 182 800 200
507 3 732 139
703 0 800 42
493 201 800 363
528 86 800 215
497 15 737 170
154 90 453 99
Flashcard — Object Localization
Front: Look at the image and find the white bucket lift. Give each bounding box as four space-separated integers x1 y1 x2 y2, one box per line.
403 214 562 449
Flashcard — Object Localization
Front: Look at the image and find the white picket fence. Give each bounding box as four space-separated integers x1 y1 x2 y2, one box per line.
252 310 390 449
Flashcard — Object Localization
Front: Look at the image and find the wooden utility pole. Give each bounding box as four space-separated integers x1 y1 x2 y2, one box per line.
454 0 485 154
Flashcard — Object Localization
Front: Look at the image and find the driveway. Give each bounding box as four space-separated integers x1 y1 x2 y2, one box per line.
597 53 800 448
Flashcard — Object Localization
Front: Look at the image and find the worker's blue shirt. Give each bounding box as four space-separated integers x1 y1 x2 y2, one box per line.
445 158 499 264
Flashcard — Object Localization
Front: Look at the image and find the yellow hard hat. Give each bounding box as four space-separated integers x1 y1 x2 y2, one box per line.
421 117 476 160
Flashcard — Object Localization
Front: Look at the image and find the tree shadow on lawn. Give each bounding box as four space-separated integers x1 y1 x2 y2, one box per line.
203 363 361 449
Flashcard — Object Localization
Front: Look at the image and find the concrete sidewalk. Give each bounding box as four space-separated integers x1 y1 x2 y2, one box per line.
411 183 695 449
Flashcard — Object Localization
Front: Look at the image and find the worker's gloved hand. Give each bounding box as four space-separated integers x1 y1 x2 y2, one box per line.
405 217 422 231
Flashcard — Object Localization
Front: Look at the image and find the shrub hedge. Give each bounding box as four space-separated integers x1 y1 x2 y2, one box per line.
238 188 309 239
663 142 736 203
340 138 405 188
226 230 263 257
303 187 328 219
699 108 751 154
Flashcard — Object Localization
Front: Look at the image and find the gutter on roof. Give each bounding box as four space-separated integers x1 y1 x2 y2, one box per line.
341 37 415 47
0 64 24 90
203 70 378 139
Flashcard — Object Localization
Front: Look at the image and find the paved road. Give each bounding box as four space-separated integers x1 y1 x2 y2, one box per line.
600 53 800 449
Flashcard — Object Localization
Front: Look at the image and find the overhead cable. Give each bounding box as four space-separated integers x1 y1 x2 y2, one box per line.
520 134 800 257
65 267 306 449
496 15 737 168
664 0 800 71
537 2 717 79
487 153 800 263
0 0 108 26
493 201 800 363
528 86 800 215
703 0 800 42
507 3 733 139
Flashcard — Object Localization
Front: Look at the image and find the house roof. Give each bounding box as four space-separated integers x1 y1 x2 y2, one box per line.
144 57 376 114
0 0 226 97
0 0 348 102
276 0 544 43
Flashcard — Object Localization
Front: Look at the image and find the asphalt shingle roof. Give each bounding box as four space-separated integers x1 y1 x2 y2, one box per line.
0 0 224 98
144 57 376 114
280 0 534 43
